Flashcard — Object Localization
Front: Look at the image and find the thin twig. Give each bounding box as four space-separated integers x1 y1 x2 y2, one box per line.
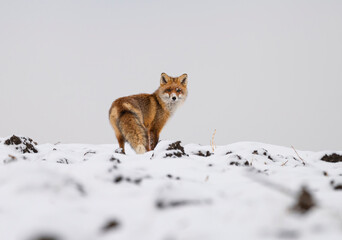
205 175 209 182
8 154 16 160
291 145 306 166
281 160 289 166
210 129 217 153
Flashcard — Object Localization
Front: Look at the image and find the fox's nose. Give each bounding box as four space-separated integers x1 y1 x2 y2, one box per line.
172 96 177 101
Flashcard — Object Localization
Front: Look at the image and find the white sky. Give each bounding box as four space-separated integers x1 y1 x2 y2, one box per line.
0 0 341 151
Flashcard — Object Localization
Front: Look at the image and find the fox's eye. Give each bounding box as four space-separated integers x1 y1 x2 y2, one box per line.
176 89 181 93
166 89 171 93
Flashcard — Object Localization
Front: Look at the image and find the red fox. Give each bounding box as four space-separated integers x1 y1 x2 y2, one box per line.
109 73 188 154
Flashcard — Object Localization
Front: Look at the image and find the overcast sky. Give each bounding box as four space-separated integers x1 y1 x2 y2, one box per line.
1 0 341 151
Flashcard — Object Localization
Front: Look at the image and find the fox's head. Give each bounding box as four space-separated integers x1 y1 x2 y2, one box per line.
157 72 188 112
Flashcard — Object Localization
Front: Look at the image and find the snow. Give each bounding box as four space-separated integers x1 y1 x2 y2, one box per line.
0 136 342 240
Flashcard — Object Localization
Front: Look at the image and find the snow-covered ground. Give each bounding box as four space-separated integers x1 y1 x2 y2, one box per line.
0 135 342 240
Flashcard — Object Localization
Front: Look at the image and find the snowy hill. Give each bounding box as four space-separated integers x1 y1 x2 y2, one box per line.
0 135 342 240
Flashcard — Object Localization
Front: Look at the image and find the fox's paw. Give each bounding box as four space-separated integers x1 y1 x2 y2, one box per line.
115 148 125 154
135 145 147 154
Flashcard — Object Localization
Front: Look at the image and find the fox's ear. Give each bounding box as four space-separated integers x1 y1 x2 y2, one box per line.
179 73 188 86
160 73 170 85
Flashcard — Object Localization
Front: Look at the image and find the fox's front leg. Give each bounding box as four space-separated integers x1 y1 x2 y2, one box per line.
149 130 159 150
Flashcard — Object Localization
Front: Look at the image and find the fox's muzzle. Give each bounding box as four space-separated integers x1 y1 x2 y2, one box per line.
171 93 177 102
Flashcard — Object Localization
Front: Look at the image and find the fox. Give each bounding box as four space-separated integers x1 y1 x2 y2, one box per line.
109 73 188 154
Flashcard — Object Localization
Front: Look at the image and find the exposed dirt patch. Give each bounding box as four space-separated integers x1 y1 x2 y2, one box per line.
164 141 188 158
252 148 276 162
167 141 185 152
194 150 212 157
4 135 38 153
109 156 121 163
330 180 342 191
155 199 211 209
30 235 60 240
56 158 69 164
113 175 143 185
252 148 268 156
292 186 316 214
321 153 342 163
5 135 22 145
227 154 250 166
229 161 250 166
166 174 180 180
114 175 124 183
101 219 120 232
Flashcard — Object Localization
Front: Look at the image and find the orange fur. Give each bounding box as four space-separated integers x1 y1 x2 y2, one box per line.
109 73 188 154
